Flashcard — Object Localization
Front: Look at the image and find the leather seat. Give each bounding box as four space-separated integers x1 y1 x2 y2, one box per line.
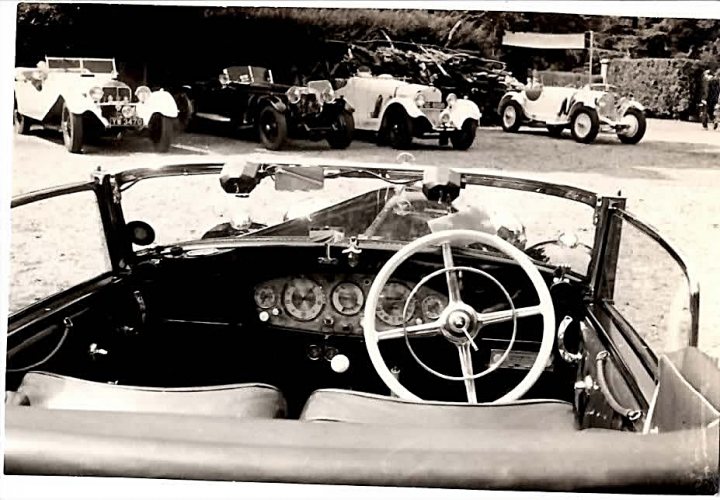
9 371 286 419
301 389 576 431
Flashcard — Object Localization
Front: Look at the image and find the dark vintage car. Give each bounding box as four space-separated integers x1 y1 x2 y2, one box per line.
4 155 719 494
173 65 354 150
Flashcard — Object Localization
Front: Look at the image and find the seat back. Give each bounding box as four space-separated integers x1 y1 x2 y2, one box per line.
10 371 286 419
645 348 720 433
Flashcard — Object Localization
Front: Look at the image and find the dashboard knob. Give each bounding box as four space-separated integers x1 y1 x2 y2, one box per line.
271 307 280 316
330 354 350 373
323 316 334 327
258 311 270 322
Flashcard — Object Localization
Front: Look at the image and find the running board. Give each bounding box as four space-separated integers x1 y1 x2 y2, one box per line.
195 112 232 123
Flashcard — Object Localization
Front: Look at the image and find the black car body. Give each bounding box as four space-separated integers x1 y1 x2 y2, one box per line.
174 66 354 150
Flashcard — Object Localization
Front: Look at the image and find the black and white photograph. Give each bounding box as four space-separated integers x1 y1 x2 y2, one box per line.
1 1 719 498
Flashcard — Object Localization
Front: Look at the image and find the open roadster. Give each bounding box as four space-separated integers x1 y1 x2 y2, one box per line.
13 57 179 153
498 83 647 144
335 71 481 150
173 65 354 150
4 155 718 493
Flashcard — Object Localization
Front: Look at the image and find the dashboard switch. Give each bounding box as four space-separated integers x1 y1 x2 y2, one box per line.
330 354 350 373
323 316 334 327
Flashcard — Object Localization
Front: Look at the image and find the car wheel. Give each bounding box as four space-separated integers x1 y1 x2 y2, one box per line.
13 96 31 135
175 93 195 132
570 107 600 144
327 109 354 149
258 106 288 150
500 100 522 132
617 108 646 145
61 103 84 153
382 108 413 149
149 114 175 153
546 125 564 137
450 119 478 150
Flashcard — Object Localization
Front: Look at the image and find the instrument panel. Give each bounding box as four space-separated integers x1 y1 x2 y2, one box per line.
253 274 447 336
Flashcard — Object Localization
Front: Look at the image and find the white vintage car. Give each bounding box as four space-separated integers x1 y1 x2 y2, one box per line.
498 83 647 144
335 71 481 150
13 57 179 153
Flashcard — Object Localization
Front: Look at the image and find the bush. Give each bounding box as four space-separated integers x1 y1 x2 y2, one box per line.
606 58 707 119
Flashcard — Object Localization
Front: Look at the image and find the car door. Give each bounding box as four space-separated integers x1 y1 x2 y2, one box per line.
6 179 123 382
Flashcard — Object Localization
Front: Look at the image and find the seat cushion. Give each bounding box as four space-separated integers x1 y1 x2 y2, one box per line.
301 389 576 431
11 371 286 419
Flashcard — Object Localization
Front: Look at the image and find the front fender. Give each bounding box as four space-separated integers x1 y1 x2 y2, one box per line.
259 96 287 114
61 93 100 116
619 99 645 115
382 97 424 119
136 90 179 122
497 92 524 114
448 99 481 123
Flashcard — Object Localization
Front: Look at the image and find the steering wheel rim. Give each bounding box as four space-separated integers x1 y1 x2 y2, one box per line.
362 229 556 404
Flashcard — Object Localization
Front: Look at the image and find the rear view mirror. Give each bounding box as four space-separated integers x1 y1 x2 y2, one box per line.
274 166 324 191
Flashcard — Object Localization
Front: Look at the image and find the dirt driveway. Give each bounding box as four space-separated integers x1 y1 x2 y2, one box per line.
9 118 720 359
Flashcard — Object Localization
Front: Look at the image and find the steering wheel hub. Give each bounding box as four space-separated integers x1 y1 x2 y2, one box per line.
442 306 478 342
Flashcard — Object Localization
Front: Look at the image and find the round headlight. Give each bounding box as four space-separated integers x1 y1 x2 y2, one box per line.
320 87 335 104
135 85 151 103
440 112 451 125
286 86 302 104
414 92 425 108
89 86 104 102
446 93 458 107
121 105 135 118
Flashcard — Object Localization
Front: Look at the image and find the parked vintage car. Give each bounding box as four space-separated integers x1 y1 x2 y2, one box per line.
498 82 647 144
334 70 481 149
13 57 179 153
173 65 354 150
4 154 718 493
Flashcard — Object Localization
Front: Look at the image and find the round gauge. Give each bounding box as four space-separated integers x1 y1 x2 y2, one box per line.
421 294 447 320
376 281 416 326
283 278 325 321
331 282 364 315
254 285 277 309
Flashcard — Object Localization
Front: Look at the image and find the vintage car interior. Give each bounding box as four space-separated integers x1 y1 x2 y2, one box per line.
4 157 719 492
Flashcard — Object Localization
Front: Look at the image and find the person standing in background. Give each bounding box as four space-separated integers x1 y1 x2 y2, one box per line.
700 69 719 130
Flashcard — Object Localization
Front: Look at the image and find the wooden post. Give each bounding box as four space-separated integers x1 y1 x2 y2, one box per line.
588 30 594 85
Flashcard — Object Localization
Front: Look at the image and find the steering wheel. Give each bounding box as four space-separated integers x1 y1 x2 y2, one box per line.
362 229 555 404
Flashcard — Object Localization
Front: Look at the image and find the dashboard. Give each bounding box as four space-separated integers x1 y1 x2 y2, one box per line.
253 273 448 336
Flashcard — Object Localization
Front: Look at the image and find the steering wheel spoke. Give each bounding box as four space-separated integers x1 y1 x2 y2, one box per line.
457 343 478 403
441 243 462 303
376 320 443 341
476 305 542 325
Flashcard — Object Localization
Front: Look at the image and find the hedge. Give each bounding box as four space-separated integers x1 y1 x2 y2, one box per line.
606 58 707 119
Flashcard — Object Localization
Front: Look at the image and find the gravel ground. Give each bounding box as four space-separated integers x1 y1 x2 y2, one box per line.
8 118 720 360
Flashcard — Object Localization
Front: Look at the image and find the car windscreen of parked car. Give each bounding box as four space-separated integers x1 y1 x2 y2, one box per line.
225 66 272 84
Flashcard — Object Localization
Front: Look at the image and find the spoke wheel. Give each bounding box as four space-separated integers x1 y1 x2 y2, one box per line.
258 106 288 150
570 107 599 144
450 119 477 150
617 108 646 145
13 97 31 135
327 109 354 149
61 103 84 153
500 100 522 132
382 108 413 149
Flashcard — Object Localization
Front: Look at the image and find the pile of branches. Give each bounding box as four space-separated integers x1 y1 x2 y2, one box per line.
326 39 512 124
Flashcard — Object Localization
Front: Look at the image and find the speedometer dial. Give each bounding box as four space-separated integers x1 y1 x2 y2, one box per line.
331 282 364 315
283 278 325 321
376 281 416 326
